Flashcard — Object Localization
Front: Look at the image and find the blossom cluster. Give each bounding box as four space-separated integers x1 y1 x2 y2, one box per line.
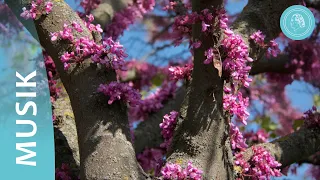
159 111 179 149
235 146 282 180
172 8 217 46
168 63 193 81
223 91 250 125
104 0 155 40
43 52 60 103
50 15 102 42
55 163 72 180
244 129 269 144
50 16 127 71
250 30 281 58
303 106 319 128
213 9 282 180
137 148 164 175
20 0 53 20
249 146 282 179
204 48 217 64
221 29 253 88
79 0 101 16
97 82 141 107
230 123 248 150
129 82 177 120
161 161 203 180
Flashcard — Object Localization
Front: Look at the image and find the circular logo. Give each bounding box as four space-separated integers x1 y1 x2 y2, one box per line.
280 5 315 40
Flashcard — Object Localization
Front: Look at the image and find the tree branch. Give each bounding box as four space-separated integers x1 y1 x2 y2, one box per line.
165 1 235 179
92 0 133 28
250 54 290 75
232 0 299 42
242 127 320 168
5 1 147 179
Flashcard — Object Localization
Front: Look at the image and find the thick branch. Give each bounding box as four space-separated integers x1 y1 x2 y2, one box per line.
5 1 147 179
92 0 132 28
242 127 320 168
250 55 290 75
166 1 235 179
232 0 299 42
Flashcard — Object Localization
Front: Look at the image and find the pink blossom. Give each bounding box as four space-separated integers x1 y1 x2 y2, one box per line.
223 92 250 125
185 161 203 180
161 161 203 180
20 1 53 20
129 82 177 120
244 129 269 144
201 21 210 32
230 123 248 150
160 111 179 149
50 32 58 41
249 146 282 180
267 40 281 58
45 1 53 14
303 106 320 128
161 163 186 179
217 9 228 29
97 82 141 106
250 30 265 46
204 48 216 64
71 21 83 33
104 0 156 40
80 0 102 15
137 148 164 175
55 163 72 180
168 63 193 81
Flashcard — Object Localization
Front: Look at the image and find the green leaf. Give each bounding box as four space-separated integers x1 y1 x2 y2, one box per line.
292 119 304 131
151 74 165 87
313 95 320 107
261 117 278 132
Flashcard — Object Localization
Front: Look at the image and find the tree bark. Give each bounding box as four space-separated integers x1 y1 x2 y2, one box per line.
5 1 147 179
166 1 235 179
242 127 320 168
92 0 133 28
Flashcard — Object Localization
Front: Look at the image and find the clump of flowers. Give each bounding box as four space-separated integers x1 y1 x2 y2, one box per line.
137 148 164 175
204 48 218 64
129 82 177 120
244 129 269 144
55 163 72 180
20 0 53 20
161 161 203 180
221 29 253 88
79 0 101 16
97 82 141 106
104 0 155 40
250 30 265 46
235 147 282 180
303 106 320 128
230 123 248 150
50 15 127 71
249 146 282 179
159 111 179 149
250 31 281 58
168 63 193 81
223 91 250 125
